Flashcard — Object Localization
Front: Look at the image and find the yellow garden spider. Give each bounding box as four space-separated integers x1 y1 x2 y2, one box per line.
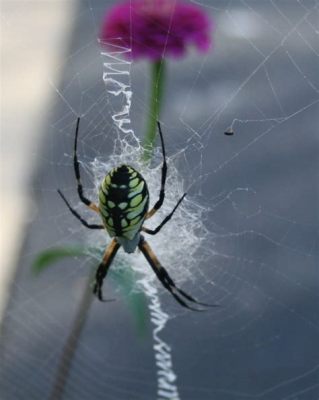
58 118 214 311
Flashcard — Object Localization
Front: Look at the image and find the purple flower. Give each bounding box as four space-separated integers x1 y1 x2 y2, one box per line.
100 0 213 60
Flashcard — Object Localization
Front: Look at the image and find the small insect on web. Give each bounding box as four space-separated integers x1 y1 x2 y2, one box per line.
57 118 218 311
224 128 234 136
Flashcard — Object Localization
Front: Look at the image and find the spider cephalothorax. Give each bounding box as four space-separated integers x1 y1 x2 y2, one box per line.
58 118 215 310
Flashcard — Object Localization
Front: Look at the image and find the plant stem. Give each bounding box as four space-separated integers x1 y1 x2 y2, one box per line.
142 60 166 162
48 275 93 400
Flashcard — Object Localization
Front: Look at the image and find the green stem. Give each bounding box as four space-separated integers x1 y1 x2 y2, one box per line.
142 60 166 162
48 274 94 400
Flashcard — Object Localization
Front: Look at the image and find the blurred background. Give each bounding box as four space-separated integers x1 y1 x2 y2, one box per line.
1 1 318 399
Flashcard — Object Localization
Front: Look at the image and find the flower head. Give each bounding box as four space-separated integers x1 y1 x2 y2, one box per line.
100 0 213 60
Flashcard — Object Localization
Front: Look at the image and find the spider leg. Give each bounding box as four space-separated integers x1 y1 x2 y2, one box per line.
142 193 186 235
73 117 99 213
57 190 104 229
146 121 167 220
138 238 217 311
93 239 121 302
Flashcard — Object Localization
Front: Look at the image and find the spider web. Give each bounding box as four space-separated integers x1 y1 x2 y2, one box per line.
1 1 319 400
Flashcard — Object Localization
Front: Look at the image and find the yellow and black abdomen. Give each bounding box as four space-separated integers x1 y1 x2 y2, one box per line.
99 165 149 241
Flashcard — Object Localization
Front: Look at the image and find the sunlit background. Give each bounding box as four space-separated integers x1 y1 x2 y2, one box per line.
1 1 318 400
1 0 77 321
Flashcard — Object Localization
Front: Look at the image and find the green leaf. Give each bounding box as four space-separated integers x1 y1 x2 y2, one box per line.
32 246 89 275
32 246 150 336
111 266 149 336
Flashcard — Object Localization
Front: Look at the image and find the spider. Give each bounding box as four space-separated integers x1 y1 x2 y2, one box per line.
58 118 214 311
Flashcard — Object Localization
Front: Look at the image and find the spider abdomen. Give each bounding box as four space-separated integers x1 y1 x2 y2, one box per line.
99 165 149 241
